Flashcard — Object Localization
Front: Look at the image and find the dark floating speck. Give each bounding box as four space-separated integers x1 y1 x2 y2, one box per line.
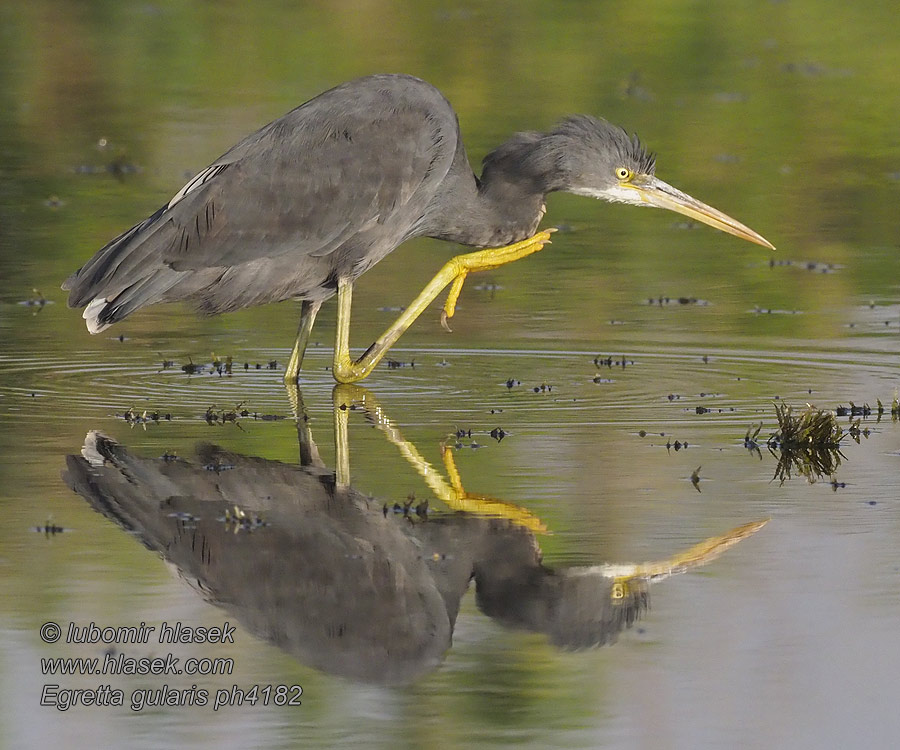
33 520 67 535
647 296 709 307
220 505 268 531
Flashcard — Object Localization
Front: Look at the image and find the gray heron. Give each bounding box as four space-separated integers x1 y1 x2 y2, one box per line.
63 74 773 383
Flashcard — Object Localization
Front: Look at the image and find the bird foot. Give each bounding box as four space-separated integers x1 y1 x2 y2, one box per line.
439 228 555 332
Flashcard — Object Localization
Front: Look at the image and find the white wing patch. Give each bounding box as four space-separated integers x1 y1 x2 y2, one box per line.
167 164 229 209
83 297 111 334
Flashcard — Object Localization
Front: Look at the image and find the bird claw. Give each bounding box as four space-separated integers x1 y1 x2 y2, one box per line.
440 309 453 332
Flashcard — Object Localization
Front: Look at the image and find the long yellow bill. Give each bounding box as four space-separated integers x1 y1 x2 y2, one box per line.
629 176 775 250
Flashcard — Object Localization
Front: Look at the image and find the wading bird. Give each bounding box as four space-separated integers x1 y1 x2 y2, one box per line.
64 74 773 383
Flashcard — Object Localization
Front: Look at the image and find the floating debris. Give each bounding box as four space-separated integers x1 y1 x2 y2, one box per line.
387 493 430 522
750 306 802 315
204 403 248 427
167 511 199 522
877 398 900 421
221 505 268 532
385 358 415 369
836 402 871 418
505 378 522 389
767 258 840 273
691 405 735 415
744 424 762 455
594 355 634 368
33 518 67 535
647 296 709 306
690 466 702 492
490 427 507 442
19 289 50 310
210 353 233 376
119 407 172 426
181 357 205 375
532 383 553 393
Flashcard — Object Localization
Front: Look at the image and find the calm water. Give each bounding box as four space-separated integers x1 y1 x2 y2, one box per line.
2 2 900 749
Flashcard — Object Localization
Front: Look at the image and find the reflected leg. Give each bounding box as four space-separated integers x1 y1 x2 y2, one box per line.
336 385 547 533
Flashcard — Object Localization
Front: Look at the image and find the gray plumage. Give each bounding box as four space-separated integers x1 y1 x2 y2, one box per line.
63 433 650 683
62 73 659 333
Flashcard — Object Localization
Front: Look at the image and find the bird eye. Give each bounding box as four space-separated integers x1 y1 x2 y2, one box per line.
616 167 633 181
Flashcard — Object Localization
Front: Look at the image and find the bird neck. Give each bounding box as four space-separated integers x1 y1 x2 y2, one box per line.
426 133 555 248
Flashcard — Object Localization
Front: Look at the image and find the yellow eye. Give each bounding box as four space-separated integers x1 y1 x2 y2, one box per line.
616 167 633 181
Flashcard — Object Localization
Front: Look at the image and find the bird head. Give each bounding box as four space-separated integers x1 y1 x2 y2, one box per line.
547 115 775 250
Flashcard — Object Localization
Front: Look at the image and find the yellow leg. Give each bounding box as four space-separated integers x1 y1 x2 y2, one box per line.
284 300 322 383
332 387 351 490
332 385 548 532
439 445 548 533
332 229 555 383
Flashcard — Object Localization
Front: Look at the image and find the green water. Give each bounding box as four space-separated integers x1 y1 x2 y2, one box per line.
2 2 900 748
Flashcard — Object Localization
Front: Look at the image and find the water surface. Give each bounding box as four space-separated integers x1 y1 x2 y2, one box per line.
2 2 900 748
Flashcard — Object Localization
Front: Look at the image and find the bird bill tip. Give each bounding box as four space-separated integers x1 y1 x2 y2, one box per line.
637 177 775 251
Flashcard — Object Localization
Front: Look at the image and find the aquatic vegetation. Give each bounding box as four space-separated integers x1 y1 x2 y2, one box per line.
770 403 843 449
765 403 852 484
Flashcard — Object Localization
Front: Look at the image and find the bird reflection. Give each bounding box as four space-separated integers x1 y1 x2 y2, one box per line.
63 385 766 685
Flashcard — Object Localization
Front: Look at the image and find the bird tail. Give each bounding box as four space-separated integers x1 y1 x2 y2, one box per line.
62 205 182 333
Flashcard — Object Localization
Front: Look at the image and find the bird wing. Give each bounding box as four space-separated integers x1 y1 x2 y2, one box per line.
158 100 447 272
